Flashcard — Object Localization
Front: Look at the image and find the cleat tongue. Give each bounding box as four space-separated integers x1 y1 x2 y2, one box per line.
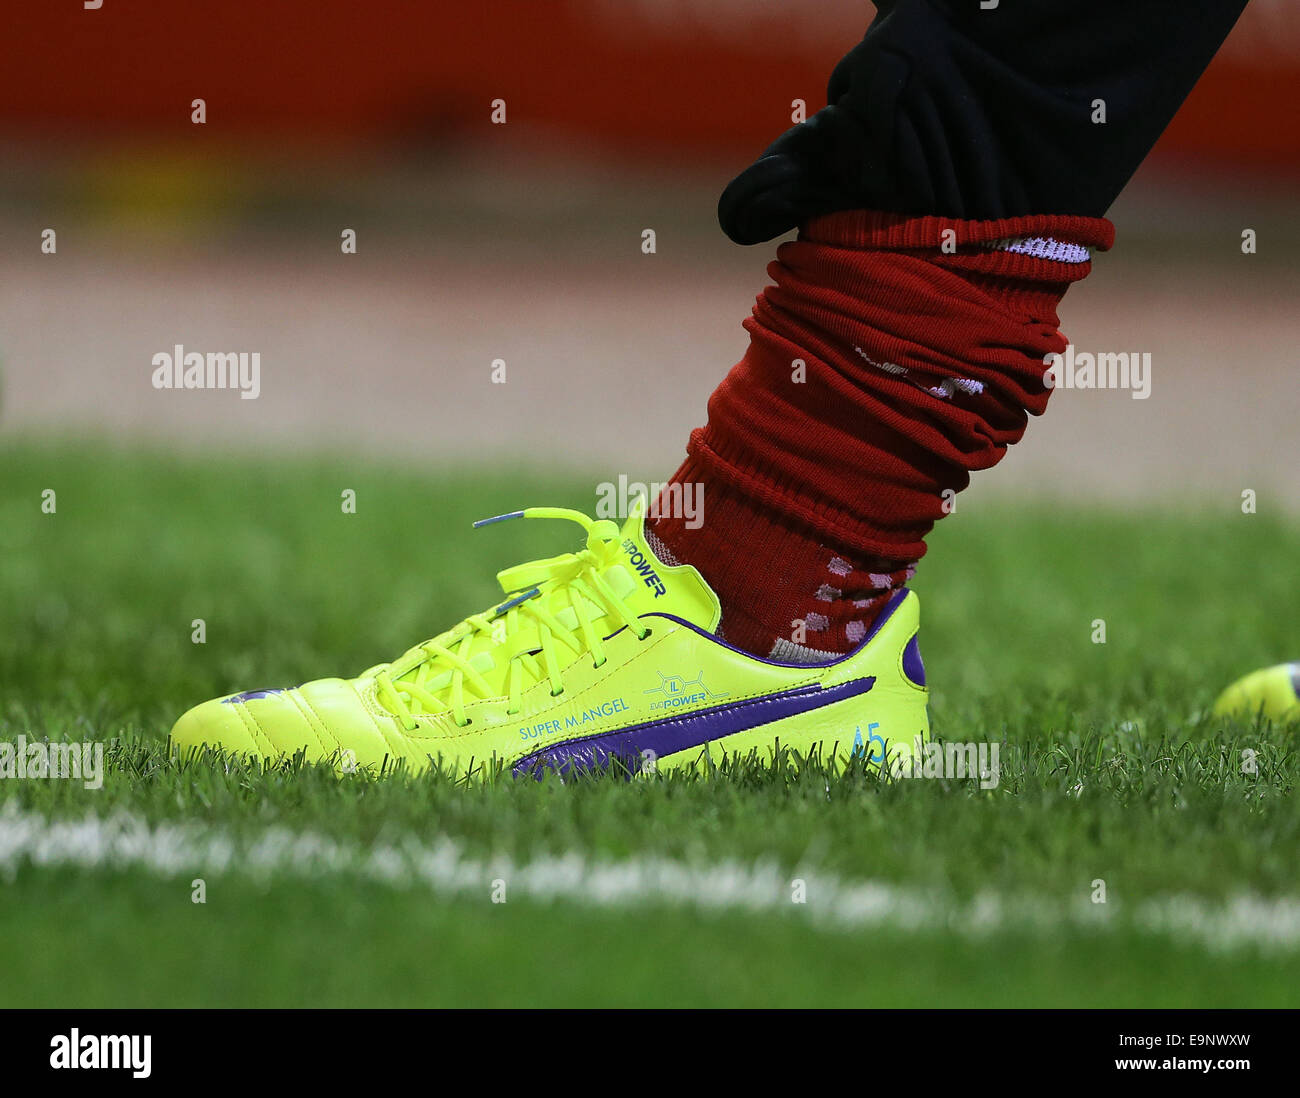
609 501 721 629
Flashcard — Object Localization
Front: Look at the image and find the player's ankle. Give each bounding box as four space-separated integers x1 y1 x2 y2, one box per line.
648 469 914 663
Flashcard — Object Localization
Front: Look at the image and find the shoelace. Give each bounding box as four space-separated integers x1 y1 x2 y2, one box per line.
367 508 650 731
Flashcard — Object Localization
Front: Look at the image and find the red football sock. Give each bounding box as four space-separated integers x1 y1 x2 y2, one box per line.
648 210 1114 660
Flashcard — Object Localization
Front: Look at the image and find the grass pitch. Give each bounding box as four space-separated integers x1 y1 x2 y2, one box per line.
2 437 1298 1006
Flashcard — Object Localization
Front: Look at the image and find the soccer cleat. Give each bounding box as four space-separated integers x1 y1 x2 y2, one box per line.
169 501 929 779
1213 663 1300 726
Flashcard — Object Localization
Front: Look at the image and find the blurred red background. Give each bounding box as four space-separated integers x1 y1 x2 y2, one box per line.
7 0 1298 173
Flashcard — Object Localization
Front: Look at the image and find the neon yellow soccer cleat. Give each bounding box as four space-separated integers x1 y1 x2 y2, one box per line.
170 502 929 779
1213 663 1300 726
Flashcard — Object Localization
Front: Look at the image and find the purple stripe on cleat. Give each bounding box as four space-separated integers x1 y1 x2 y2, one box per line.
902 634 926 687
512 675 875 780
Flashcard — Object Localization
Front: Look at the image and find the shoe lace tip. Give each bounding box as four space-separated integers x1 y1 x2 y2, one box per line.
473 510 526 529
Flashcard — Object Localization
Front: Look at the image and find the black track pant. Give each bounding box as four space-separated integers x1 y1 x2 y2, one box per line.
719 0 1251 244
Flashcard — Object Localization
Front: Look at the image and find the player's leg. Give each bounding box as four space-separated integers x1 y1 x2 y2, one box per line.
646 0 1249 662
172 1 1252 778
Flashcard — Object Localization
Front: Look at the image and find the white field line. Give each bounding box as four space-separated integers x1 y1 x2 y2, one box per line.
2 805 1300 954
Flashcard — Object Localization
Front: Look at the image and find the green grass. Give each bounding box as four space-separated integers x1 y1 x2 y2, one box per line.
2 436 1298 1007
